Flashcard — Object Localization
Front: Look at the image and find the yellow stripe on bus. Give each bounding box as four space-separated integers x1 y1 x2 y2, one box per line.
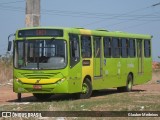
18 78 62 84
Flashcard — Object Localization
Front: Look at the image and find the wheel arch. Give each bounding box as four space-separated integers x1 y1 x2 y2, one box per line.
83 75 92 83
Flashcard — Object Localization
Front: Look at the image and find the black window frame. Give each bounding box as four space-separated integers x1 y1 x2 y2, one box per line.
18 29 63 38
129 39 136 58
103 37 111 58
137 39 143 58
121 38 128 58
144 40 151 58
81 35 92 58
69 34 80 68
112 37 121 58
93 36 101 58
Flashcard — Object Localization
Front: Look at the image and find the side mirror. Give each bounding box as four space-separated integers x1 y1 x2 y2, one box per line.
8 41 12 51
7 33 15 51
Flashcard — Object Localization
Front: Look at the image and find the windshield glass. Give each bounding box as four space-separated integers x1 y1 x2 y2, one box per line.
14 39 67 69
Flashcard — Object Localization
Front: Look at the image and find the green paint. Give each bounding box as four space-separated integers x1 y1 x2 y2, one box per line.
12 27 152 98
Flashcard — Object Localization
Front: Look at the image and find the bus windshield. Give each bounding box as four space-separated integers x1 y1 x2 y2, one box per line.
14 39 67 70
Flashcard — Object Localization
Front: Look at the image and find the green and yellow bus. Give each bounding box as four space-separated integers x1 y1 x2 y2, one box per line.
8 27 152 101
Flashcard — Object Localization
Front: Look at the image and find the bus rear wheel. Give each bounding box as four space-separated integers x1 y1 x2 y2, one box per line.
117 74 133 92
125 74 133 92
33 93 52 100
78 78 92 99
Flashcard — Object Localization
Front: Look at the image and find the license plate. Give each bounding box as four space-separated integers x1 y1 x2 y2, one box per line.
33 85 42 90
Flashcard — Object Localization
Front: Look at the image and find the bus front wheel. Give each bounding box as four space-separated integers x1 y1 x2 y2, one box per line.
79 78 92 99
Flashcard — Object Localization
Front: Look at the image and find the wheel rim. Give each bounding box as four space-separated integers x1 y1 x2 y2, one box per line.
82 83 88 93
128 80 132 89
128 76 132 90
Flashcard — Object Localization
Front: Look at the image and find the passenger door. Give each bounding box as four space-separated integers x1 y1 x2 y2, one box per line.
137 39 143 73
68 34 82 92
93 36 102 77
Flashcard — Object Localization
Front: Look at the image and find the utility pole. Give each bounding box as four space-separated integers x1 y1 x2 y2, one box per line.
151 2 160 59
25 0 40 27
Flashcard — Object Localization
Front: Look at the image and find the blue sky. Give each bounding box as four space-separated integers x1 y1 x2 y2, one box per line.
0 0 160 61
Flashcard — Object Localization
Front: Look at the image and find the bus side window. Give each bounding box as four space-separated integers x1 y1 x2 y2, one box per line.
81 36 92 58
94 36 101 58
104 37 111 58
129 39 136 57
112 38 120 58
144 40 151 57
121 38 128 58
69 34 80 68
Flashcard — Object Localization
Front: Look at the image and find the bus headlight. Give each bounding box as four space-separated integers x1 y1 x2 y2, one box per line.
15 78 22 84
56 78 65 84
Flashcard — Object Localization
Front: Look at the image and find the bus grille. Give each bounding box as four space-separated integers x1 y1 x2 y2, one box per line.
21 73 58 79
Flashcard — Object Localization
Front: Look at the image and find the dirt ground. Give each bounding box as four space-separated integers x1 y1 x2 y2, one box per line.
0 70 160 104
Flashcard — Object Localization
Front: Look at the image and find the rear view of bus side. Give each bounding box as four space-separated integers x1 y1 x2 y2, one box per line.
8 27 152 100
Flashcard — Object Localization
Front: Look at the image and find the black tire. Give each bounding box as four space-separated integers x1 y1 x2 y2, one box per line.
125 74 133 92
33 93 52 100
17 93 21 101
117 74 133 92
79 78 92 99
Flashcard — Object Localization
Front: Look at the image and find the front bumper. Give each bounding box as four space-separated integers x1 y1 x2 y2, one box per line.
13 78 69 94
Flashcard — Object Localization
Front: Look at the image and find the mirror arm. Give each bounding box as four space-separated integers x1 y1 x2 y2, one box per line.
8 33 15 42
7 33 15 51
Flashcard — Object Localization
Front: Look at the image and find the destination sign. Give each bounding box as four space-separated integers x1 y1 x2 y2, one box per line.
18 29 63 37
